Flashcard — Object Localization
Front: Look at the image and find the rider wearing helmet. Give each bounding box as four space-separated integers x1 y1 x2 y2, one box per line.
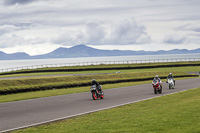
167 73 175 86
153 75 162 87
91 79 101 94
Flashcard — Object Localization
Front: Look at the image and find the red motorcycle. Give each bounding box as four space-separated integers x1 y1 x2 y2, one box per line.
152 80 162 94
90 85 104 100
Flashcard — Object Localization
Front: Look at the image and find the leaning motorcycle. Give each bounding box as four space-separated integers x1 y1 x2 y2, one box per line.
167 78 175 89
152 81 162 94
90 85 104 100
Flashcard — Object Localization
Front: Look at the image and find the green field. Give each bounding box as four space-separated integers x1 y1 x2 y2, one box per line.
0 61 199 78
0 62 199 103
0 65 199 78
12 87 200 133
0 71 191 90
0 66 199 91
0 61 199 132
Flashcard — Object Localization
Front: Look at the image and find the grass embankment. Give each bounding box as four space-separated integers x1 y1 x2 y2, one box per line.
0 63 199 102
0 65 199 91
1 61 200 76
0 71 196 95
13 87 200 133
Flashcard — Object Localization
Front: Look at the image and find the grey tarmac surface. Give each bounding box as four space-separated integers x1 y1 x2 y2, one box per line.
0 78 200 132
187 72 200 75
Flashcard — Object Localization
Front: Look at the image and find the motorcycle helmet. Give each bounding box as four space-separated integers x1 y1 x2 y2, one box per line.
170 73 172 75
155 75 159 79
92 79 96 83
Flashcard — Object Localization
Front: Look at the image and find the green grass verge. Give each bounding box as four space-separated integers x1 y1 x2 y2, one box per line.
0 71 189 88
0 65 199 95
0 65 199 101
1 65 199 90
0 65 199 78
12 87 200 133
0 71 194 94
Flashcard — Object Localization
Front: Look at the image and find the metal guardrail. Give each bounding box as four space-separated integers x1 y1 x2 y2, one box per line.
0 58 200 73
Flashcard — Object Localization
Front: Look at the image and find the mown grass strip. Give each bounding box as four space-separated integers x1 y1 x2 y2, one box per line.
12 87 200 133
0 71 193 89
1 61 200 75
0 65 199 95
0 65 199 78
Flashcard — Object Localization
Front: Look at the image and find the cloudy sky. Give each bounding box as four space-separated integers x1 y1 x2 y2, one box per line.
0 0 200 55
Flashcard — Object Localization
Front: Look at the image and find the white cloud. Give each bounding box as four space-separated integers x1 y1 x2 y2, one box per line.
163 34 187 44
0 0 200 55
108 19 151 44
52 19 151 46
0 34 46 48
3 0 38 6
176 23 200 32
0 24 19 36
84 21 106 45
52 30 85 45
51 21 107 45
1 43 62 55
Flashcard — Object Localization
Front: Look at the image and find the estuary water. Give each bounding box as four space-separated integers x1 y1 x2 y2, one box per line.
0 53 200 70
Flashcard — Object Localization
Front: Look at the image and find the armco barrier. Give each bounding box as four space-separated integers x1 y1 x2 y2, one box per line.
0 58 200 73
0 63 200 76
0 74 198 95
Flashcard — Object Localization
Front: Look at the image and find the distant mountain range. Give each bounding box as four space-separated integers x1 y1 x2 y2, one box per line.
0 44 200 60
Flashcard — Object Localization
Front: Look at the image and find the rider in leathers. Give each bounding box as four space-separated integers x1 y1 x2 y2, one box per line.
91 79 102 95
153 75 162 88
167 73 175 86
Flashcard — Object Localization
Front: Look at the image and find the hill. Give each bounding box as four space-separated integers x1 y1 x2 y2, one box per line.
33 44 200 59
0 44 199 60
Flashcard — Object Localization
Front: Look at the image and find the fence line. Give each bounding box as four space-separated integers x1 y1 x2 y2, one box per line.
1 58 200 73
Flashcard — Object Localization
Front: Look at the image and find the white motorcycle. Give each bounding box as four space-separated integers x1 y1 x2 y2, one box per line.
167 78 175 89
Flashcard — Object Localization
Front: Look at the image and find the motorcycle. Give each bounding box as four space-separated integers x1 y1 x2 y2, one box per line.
167 78 175 89
90 85 104 100
152 80 162 94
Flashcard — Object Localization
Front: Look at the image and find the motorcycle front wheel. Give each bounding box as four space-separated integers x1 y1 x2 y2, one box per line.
159 86 162 93
169 84 171 89
154 88 157 94
92 92 97 100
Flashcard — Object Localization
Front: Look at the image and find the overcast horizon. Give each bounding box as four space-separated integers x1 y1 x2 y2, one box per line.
0 0 200 55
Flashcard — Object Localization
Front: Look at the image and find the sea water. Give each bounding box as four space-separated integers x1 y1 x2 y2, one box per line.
0 53 200 70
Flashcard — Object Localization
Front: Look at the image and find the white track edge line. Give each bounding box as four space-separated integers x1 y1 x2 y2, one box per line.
1 87 198 133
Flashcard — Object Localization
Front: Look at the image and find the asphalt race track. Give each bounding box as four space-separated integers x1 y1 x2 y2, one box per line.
0 78 200 132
